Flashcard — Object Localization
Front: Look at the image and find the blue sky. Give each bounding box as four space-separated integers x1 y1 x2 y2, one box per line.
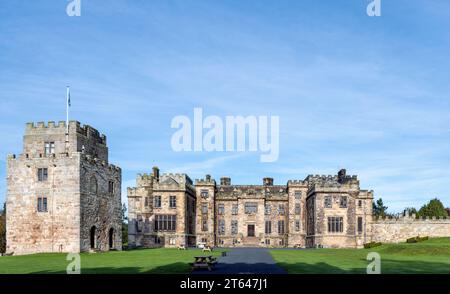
1 0 450 212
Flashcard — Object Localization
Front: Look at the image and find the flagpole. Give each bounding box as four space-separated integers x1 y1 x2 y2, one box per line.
66 86 70 134
65 86 70 153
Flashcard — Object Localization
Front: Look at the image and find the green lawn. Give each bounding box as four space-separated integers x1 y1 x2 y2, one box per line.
0 248 225 274
270 237 450 274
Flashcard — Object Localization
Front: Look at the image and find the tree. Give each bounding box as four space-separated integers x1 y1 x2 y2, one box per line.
417 198 447 218
373 198 388 217
121 203 128 248
404 207 417 216
0 202 6 253
445 207 450 217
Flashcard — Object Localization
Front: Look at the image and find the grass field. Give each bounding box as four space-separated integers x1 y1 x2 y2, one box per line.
1 238 449 274
270 237 450 274
0 248 225 274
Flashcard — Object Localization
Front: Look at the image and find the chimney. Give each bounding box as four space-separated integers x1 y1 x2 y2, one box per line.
338 169 346 183
220 177 231 186
152 166 160 181
263 177 274 186
205 174 211 181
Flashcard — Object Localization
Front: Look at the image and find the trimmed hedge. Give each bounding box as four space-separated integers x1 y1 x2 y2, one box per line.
363 242 382 249
406 236 429 243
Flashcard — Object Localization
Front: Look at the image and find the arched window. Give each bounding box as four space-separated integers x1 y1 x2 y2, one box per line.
90 176 98 194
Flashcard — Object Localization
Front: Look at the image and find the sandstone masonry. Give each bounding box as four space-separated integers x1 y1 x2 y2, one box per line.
128 168 375 248
6 121 122 255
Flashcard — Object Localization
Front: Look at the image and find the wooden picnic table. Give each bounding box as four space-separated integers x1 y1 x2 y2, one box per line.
190 256 218 271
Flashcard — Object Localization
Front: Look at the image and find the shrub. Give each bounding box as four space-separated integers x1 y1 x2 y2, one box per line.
364 242 382 249
406 236 429 243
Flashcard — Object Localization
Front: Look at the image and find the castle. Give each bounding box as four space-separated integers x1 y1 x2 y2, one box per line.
6 121 122 255
5 121 449 255
127 168 374 248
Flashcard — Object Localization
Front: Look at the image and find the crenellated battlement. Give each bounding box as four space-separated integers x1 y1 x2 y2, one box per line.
195 174 215 185
81 153 120 172
25 121 107 145
374 214 449 223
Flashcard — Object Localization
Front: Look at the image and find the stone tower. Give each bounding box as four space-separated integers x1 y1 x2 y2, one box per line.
6 121 122 255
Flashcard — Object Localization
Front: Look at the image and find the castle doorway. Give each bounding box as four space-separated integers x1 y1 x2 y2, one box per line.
90 226 96 249
109 228 114 250
247 224 255 237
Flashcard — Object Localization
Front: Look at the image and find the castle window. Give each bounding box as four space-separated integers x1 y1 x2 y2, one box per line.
358 200 362 207
90 176 98 194
231 220 238 235
200 189 209 198
201 217 208 231
245 202 258 214
169 196 177 208
295 191 302 200
38 168 48 182
295 203 301 215
232 204 238 215
278 204 285 215
340 196 348 208
218 204 225 215
218 219 225 235
357 217 363 234
108 181 114 194
327 217 344 233
265 204 271 215
154 196 161 208
295 220 301 231
201 203 208 214
265 239 270 245
44 142 55 155
154 215 176 232
265 221 272 234
37 197 48 212
324 196 332 208
144 197 149 207
169 237 176 245
278 220 285 235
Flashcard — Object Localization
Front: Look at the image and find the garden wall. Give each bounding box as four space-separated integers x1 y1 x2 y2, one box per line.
371 214 450 243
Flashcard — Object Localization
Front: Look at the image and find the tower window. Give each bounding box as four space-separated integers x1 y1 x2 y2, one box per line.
218 204 225 215
44 142 55 155
38 168 48 181
278 204 285 215
278 220 285 234
200 189 209 198
265 221 272 234
295 220 301 231
37 197 48 212
295 203 301 215
340 196 348 208
265 204 271 215
232 204 238 215
358 217 363 234
231 220 238 235
324 196 332 208
90 176 98 194
169 196 177 208
154 196 161 208
108 181 114 194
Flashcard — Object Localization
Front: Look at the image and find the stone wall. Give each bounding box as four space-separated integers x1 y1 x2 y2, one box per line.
6 121 121 255
371 214 450 243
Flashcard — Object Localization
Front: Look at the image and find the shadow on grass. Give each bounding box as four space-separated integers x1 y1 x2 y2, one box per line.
32 262 191 274
276 259 450 274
